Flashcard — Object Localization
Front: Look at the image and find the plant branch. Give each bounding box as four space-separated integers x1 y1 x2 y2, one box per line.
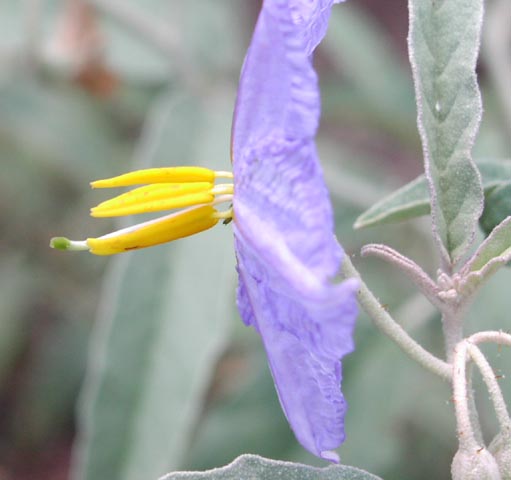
441 307 466 364
361 243 442 309
342 253 451 380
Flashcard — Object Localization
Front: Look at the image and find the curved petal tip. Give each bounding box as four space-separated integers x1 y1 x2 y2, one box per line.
320 450 340 463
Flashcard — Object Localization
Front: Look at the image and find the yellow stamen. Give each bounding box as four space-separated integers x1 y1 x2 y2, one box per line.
91 166 216 188
90 182 213 217
52 166 235 256
86 205 219 255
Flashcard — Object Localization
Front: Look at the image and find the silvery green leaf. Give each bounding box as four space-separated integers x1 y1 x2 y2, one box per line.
408 0 484 266
480 182 511 236
355 160 511 229
354 175 429 229
159 454 383 480
459 216 511 295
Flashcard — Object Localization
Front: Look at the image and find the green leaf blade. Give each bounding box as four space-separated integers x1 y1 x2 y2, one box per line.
467 216 511 273
460 216 511 295
480 182 511 236
159 454 383 480
355 159 511 230
408 0 485 265
353 175 429 229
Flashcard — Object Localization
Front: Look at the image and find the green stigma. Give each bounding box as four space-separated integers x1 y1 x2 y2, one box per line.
50 237 89 252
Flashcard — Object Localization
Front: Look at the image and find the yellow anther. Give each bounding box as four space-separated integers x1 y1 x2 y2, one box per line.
86 205 219 255
90 182 213 217
91 166 216 188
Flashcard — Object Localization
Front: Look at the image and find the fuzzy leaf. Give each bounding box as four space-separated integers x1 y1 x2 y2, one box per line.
159 454 383 480
408 0 484 265
354 175 429 229
480 182 511 236
355 160 511 229
460 216 511 295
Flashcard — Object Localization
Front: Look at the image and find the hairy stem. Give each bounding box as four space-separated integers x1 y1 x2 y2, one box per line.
452 340 479 450
441 307 466 363
342 254 451 380
469 344 511 436
466 362 484 445
469 330 511 348
361 243 442 309
451 332 511 453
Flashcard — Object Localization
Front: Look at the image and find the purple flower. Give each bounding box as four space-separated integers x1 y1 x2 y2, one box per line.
232 0 359 463
50 0 358 463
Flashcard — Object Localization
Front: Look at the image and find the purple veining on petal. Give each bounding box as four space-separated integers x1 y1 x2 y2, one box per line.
231 0 358 461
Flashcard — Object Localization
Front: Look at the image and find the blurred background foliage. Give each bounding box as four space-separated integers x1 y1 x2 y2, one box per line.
0 1 509 479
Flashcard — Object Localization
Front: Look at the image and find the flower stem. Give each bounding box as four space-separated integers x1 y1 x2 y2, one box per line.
342 254 451 380
469 344 511 437
451 332 511 452
468 330 511 348
452 340 479 450
466 362 484 445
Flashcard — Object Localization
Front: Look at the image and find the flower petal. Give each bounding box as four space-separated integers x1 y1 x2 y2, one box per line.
231 0 358 461
231 0 342 153
235 235 359 461
234 136 342 281
289 0 345 55
232 0 343 281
